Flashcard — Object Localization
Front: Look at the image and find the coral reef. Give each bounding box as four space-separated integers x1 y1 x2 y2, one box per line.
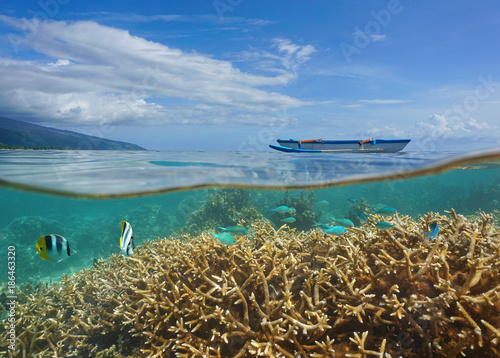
179 189 263 236
1 210 499 357
269 191 320 231
346 197 374 226
0 216 66 283
122 203 179 243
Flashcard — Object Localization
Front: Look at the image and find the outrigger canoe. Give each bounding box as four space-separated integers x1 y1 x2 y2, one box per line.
269 138 411 153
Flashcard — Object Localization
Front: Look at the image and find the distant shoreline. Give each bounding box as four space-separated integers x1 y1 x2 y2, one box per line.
0 145 74 150
0 147 147 151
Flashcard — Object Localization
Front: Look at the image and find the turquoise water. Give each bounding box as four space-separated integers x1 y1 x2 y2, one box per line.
0 149 499 284
1 149 500 357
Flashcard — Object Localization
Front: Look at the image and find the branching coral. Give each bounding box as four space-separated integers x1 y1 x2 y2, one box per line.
269 191 320 231
179 189 263 236
1 209 499 357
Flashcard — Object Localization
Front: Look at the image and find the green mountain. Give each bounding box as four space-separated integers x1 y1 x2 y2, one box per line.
0 117 146 150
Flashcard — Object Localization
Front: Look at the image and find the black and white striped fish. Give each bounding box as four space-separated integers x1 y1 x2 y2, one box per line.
36 235 71 262
120 220 134 256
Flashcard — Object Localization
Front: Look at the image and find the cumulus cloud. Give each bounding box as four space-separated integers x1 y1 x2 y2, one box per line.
415 114 496 140
0 16 308 125
363 114 497 148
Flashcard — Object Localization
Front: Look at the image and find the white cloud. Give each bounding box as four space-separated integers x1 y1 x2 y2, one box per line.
357 99 411 105
366 125 405 138
352 30 386 43
415 114 496 140
271 38 317 70
0 16 307 125
46 59 71 68
370 34 386 42
363 114 497 146
75 12 276 27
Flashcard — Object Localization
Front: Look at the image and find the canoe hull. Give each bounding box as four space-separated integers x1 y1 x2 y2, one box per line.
272 139 410 153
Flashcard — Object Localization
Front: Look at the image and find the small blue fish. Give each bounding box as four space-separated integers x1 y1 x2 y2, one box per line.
217 225 248 235
330 217 354 228
376 221 394 230
282 217 296 223
269 205 291 213
0 311 9 321
374 207 398 216
322 226 347 236
314 200 329 206
347 198 358 205
209 232 237 245
313 221 331 230
424 222 439 241
287 207 296 214
358 213 367 222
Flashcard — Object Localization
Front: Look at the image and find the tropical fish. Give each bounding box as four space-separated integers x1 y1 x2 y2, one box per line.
269 205 291 213
330 217 354 228
424 222 439 241
376 221 394 230
287 207 296 214
314 200 329 206
358 213 367 222
313 221 331 230
347 198 358 204
217 225 248 235
36 234 72 262
374 207 398 216
322 225 347 236
209 232 237 245
282 217 296 223
0 311 9 321
120 220 134 256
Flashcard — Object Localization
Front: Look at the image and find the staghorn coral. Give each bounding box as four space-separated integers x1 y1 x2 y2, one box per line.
1 210 499 357
179 189 263 236
269 191 320 231
346 197 374 226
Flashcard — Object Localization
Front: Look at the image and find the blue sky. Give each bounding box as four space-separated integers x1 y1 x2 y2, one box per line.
0 0 499 151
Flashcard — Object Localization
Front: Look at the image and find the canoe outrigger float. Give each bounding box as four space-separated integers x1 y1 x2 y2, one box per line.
269 138 411 153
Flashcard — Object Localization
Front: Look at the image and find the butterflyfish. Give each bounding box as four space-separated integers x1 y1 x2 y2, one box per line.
36 234 71 262
120 220 134 256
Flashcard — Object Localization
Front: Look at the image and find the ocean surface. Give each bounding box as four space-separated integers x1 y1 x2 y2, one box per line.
0 148 500 357
0 148 499 282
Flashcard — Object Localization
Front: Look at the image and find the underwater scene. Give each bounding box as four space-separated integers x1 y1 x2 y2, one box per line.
0 149 500 357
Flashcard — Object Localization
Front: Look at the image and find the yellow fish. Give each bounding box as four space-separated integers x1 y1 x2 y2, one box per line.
36 235 71 262
120 220 134 256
